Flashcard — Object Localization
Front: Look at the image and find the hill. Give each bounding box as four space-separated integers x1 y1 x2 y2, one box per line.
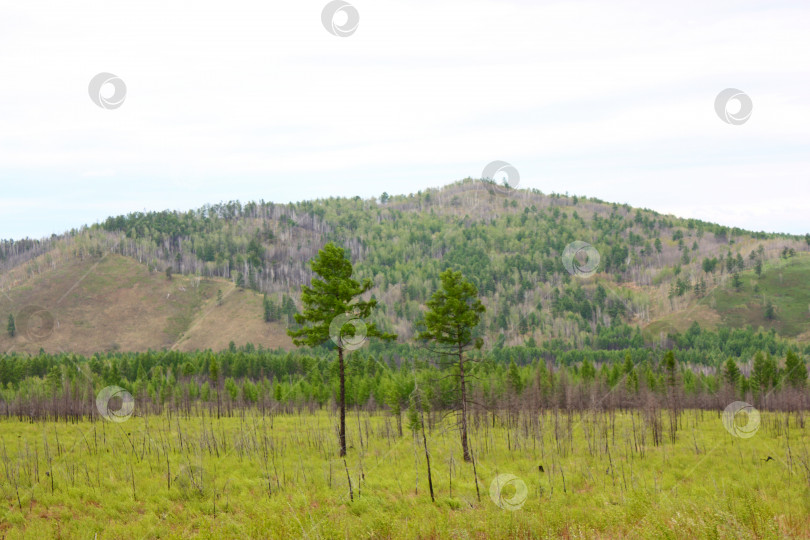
0 254 292 355
1 179 808 354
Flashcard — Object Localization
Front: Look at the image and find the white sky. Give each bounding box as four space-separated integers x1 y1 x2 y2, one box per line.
1 0 809 239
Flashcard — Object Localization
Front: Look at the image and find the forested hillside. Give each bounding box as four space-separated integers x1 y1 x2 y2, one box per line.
1 179 809 357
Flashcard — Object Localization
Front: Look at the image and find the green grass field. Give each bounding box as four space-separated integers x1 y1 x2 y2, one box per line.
1 407 808 539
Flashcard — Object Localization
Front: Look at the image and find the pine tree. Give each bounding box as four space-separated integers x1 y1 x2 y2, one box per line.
693 278 707 297
263 294 273 323
751 351 766 394
626 369 639 394
751 351 777 394
663 350 677 389
46 365 62 394
288 242 396 457
784 350 807 389
622 352 638 394
580 358 596 383
723 357 740 387
507 360 524 394
209 355 221 419
764 301 776 320
418 268 485 463
6 314 15 338
623 352 634 375
765 353 780 391
609 363 623 387
136 359 147 381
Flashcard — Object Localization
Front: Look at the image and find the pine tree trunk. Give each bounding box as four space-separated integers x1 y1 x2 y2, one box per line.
458 344 471 462
339 346 347 457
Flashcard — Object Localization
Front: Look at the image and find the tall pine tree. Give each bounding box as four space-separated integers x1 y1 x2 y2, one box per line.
418 269 485 462
288 242 395 456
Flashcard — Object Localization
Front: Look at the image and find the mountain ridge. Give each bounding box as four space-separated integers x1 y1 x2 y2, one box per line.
2 179 808 355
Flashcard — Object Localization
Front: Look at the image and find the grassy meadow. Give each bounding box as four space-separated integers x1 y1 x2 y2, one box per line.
1 407 808 539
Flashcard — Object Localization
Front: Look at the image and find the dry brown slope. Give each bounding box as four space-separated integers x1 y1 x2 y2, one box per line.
0 253 292 354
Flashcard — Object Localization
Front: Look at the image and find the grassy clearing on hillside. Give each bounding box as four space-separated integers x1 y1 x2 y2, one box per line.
0 408 807 539
712 254 810 338
643 254 810 342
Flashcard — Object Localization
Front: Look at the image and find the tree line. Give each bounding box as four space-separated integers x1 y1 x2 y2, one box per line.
2 242 809 459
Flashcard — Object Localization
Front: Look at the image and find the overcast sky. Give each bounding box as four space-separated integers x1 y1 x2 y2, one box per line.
1 0 809 240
